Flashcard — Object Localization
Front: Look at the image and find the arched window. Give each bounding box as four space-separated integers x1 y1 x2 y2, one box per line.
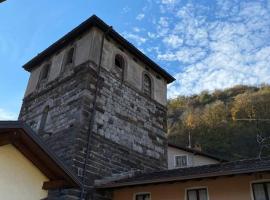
113 54 125 80
38 106 49 132
143 74 152 97
40 63 50 81
65 47 74 66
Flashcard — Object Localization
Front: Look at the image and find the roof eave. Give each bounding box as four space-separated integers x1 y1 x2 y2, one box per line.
96 167 270 189
0 121 81 189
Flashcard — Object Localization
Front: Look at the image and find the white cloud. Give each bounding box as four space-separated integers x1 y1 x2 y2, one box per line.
145 0 270 97
156 17 170 37
136 13 145 20
133 27 141 33
158 17 169 27
147 32 157 39
123 33 147 45
158 47 206 64
0 108 17 120
160 0 179 9
122 6 130 13
163 34 183 48
161 0 178 4
121 0 270 98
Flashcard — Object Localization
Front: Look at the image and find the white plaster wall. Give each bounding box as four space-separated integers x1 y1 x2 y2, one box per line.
167 146 219 169
0 144 49 200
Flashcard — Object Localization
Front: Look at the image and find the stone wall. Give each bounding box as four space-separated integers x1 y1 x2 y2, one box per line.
19 21 172 200
20 58 168 199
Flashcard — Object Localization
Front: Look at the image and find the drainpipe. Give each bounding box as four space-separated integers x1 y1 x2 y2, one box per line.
79 26 112 200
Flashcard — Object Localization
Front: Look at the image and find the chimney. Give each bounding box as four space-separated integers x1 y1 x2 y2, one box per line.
194 143 202 151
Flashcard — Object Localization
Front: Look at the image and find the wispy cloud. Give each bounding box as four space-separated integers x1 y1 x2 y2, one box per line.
116 0 270 98
123 32 147 46
148 0 270 97
161 0 178 4
122 6 131 13
136 13 145 21
0 108 17 120
133 27 141 33
162 34 183 48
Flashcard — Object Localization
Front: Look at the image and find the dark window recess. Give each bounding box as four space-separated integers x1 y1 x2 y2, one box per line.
175 155 188 168
135 193 150 200
143 74 152 97
40 64 50 80
65 48 74 65
113 54 124 80
187 188 208 200
39 106 49 132
253 182 270 200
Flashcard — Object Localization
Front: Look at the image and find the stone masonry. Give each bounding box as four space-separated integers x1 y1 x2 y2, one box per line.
19 16 173 200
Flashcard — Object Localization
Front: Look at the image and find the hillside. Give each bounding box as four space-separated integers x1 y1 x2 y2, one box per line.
167 85 270 161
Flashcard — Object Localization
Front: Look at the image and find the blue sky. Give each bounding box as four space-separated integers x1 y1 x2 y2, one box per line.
0 0 270 120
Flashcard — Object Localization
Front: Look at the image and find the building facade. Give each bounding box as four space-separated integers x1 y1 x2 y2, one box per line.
111 174 270 200
167 143 223 169
0 144 49 200
97 157 270 200
19 15 174 199
0 121 80 200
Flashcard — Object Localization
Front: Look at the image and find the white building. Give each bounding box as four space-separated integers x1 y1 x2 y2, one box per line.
167 143 227 169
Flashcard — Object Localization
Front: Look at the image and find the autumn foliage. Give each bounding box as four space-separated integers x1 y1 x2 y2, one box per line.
167 85 270 160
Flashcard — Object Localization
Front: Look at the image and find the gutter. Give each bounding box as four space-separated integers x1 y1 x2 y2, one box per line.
79 26 113 200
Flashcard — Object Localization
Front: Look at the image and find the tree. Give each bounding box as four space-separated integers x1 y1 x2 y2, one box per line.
201 100 227 128
167 84 270 160
231 89 270 121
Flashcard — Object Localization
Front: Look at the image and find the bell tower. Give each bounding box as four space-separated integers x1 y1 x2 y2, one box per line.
19 15 174 199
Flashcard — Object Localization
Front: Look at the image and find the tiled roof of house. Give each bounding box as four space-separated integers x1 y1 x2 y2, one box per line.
0 121 81 189
96 156 270 189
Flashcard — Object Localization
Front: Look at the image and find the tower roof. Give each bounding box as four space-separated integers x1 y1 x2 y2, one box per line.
23 15 175 83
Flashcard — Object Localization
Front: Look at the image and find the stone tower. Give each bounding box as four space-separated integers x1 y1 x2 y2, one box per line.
19 15 175 199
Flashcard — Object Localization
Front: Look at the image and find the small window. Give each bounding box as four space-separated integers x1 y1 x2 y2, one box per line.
143 74 152 97
38 106 49 132
40 64 50 81
115 54 124 69
65 47 74 65
187 188 208 200
252 182 270 200
135 193 150 200
113 54 124 80
175 155 188 168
